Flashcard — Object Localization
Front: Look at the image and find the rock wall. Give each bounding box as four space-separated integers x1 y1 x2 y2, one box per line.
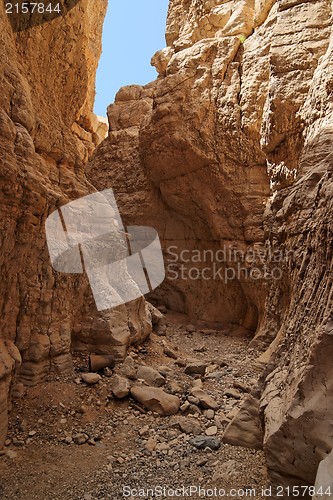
0 0 151 447
86 0 333 489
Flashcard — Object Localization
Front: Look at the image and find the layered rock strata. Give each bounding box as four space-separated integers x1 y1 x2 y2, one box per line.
0 0 151 447
86 0 333 489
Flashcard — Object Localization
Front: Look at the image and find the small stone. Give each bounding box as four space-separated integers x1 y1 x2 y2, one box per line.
145 437 157 452
110 374 130 399
157 366 172 377
60 418 67 424
215 413 230 427
130 386 180 416
73 433 88 445
163 345 178 360
205 426 218 436
138 425 150 437
197 458 208 466
119 356 137 380
192 379 203 389
103 367 113 377
206 410 215 419
180 402 191 412
177 417 202 435
224 388 242 399
175 358 187 367
190 436 221 451
188 396 200 405
233 381 250 393
64 436 73 444
185 362 207 376
28 430 37 437
137 366 166 387
81 373 101 385
5 439 11 446
190 388 219 410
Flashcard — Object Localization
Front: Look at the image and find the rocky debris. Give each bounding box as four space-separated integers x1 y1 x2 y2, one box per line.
174 417 202 436
223 388 242 400
1 331 267 497
190 388 220 411
147 303 167 336
81 373 101 386
136 366 166 387
118 356 137 380
184 362 207 376
73 433 89 445
130 386 180 416
190 436 221 451
192 379 203 389
110 375 131 399
163 345 178 360
233 381 250 393
102 367 113 377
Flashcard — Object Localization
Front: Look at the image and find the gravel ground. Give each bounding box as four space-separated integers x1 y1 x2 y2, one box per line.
0 313 267 500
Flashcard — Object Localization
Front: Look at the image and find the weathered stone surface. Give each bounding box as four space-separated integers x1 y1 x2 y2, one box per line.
130 386 180 416
184 362 207 376
81 373 101 386
110 374 130 399
136 366 166 387
86 0 333 488
222 394 263 450
0 0 152 447
190 436 221 451
174 416 202 435
191 388 220 411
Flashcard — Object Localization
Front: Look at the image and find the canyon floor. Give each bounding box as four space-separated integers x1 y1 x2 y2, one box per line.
0 312 267 500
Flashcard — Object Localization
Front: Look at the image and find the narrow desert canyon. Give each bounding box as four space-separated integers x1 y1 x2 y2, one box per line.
0 0 332 498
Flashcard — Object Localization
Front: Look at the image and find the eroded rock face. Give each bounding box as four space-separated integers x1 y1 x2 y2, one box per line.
86 0 333 489
0 0 152 447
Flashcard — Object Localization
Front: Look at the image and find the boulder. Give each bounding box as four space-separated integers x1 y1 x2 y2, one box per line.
130 386 180 416
136 366 166 387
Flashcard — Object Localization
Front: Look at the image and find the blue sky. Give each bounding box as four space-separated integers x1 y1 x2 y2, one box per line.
94 0 169 117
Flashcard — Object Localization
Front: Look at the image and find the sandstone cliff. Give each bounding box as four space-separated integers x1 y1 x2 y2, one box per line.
0 0 152 448
85 0 333 490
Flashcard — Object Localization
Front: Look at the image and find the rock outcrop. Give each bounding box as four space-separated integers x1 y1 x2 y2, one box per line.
85 0 333 490
0 0 152 447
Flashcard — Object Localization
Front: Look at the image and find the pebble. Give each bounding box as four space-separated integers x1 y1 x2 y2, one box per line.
205 426 218 436
81 373 101 385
